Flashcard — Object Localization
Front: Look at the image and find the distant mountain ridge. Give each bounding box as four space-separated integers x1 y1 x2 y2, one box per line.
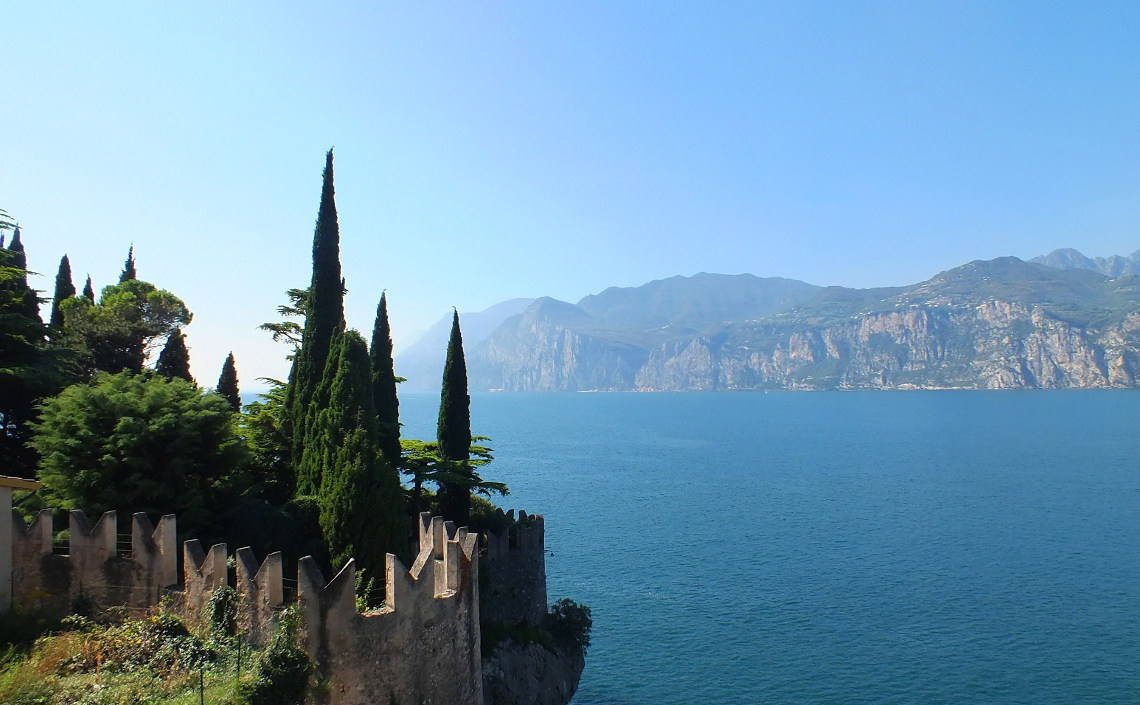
1030 247 1140 277
394 298 534 391
458 254 1140 391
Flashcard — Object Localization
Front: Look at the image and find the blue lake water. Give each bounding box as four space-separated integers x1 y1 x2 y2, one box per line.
398 391 1140 705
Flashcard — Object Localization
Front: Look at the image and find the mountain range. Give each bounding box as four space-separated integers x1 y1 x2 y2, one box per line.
395 247 1140 391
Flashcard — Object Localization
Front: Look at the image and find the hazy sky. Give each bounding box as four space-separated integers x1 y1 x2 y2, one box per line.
3 2 1139 386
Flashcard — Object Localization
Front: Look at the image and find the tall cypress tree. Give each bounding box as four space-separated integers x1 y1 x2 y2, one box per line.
370 292 401 467
289 149 345 474
217 352 241 412
82 275 95 303
0 227 48 477
7 228 42 323
313 330 406 579
437 309 473 523
156 329 193 384
119 246 137 282
297 334 343 494
49 254 76 338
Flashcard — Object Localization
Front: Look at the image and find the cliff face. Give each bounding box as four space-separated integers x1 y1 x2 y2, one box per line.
482 640 584 705
632 302 1139 390
467 260 1140 391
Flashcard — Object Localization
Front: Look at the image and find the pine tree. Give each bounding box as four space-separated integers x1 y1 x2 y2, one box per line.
312 330 406 580
437 309 473 523
82 275 95 303
119 245 137 282
370 292 401 467
156 328 193 384
49 254 76 338
217 352 241 412
289 149 346 476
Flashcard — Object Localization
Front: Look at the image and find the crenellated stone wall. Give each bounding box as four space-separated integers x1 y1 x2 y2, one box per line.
481 509 547 626
8 507 571 705
9 509 494 705
11 509 176 614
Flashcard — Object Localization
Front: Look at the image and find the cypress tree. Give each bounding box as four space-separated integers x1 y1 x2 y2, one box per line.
370 292 401 467
0 227 48 477
313 330 406 580
437 309 473 523
7 228 42 323
217 352 241 412
119 245 137 282
49 254 76 337
156 328 193 384
82 275 95 303
289 149 345 472
297 334 343 494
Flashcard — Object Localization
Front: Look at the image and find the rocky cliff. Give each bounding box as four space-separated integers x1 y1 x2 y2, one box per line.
468 258 1140 391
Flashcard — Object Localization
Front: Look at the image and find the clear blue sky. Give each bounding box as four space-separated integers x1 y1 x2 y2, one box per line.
3 2 1139 386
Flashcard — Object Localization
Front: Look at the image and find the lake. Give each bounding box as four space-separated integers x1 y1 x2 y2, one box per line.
398 391 1140 705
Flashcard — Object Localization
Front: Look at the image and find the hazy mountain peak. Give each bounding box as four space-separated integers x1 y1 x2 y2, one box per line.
1031 247 1140 278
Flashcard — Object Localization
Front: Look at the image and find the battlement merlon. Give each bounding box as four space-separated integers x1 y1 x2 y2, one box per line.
132 513 177 589
482 509 546 560
0 475 43 613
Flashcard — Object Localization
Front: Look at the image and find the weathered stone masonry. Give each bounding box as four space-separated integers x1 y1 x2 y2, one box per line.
0 470 581 705
6 507 558 705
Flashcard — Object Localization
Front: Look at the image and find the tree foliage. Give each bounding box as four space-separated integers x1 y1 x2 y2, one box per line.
259 288 307 351
217 351 241 412
307 331 406 578
241 379 295 504
81 275 94 303
370 292 401 467
61 278 191 375
155 327 193 383
437 309 474 522
0 227 58 477
119 245 137 282
288 149 345 470
30 371 249 531
49 254 75 337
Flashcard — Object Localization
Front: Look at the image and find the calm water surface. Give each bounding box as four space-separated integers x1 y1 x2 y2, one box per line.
399 391 1140 705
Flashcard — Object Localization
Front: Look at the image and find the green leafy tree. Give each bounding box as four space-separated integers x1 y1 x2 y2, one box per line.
401 436 504 521
369 292 401 467
61 278 191 375
437 309 474 523
119 245 137 282
308 330 406 579
49 254 75 338
288 149 345 475
30 371 249 532
217 351 241 412
155 327 193 383
81 275 95 303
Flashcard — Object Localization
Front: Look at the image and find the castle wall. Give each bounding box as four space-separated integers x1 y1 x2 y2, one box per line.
298 514 483 705
9 508 493 705
7 506 561 705
481 509 548 625
10 509 178 616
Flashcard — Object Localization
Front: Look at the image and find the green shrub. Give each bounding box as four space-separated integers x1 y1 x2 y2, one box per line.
209 585 238 639
548 598 592 653
235 607 312 705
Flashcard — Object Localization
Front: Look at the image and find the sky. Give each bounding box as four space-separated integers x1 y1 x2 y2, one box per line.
3 2 1139 387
